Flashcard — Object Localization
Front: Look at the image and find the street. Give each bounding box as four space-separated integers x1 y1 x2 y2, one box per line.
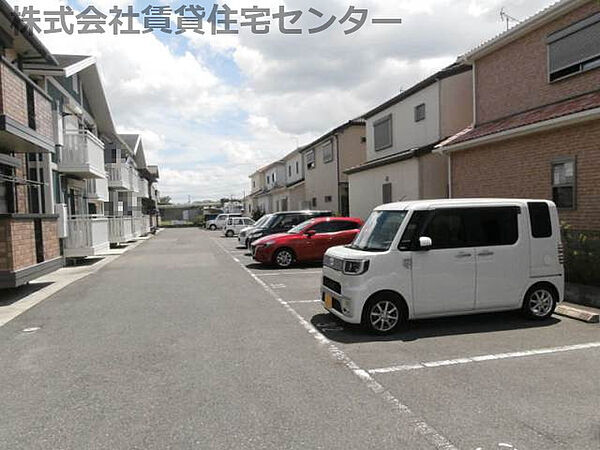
0 228 598 450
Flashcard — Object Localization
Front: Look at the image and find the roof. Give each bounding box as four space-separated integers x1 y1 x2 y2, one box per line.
460 0 587 62
345 142 438 175
0 0 57 65
300 118 366 153
375 198 554 211
363 63 472 119
438 89 600 149
23 54 95 78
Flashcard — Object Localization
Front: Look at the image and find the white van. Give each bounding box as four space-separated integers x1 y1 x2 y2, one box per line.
207 213 242 230
223 217 255 237
322 199 564 334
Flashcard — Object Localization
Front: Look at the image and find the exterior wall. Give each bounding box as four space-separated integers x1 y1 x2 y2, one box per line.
15 154 29 214
338 125 366 183
287 183 306 211
475 1 600 124
366 82 440 161
419 152 449 199
265 164 285 191
284 151 304 185
33 89 54 140
440 70 474 138
42 219 60 260
348 158 420 220
304 138 339 214
249 171 265 194
256 195 271 214
451 120 600 231
0 61 28 126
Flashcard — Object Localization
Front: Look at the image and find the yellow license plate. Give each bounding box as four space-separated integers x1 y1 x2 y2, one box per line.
324 294 333 309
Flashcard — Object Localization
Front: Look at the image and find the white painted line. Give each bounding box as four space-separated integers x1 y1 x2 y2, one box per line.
286 299 322 304
368 342 600 375
212 238 456 450
254 271 322 277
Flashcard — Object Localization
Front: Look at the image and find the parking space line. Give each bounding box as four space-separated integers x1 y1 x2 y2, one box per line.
286 299 321 304
368 342 600 375
212 238 456 450
253 271 323 277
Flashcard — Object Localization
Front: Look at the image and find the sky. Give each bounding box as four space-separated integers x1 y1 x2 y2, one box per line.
12 0 556 203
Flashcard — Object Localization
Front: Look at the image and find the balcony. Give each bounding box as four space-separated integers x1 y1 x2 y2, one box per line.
138 178 150 198
64 215 110 258
59 130 106 179
86 177 109 202
108 216 135 244
107 163 133 191
0 57 55 153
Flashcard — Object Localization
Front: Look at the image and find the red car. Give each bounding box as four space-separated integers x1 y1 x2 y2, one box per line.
251 217 363 268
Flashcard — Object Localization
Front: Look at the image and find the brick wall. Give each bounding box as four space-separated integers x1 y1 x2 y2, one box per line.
0 62 28 126
42 219 60 260
7 220 36 271
451 119 600 231
476 1 600 124
14 154 28 214
34 90 54 140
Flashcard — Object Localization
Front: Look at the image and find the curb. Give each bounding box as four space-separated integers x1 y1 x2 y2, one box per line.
555 303 600 324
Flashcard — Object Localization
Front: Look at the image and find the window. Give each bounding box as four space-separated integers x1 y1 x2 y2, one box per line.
288 165 292 177
528 202 552 238
414 103 426 122
399 211 429 250
311 221 334 234
373 114 392 151
322 141 333 163
324 195 332 203
382 183 392 204
423 209 469 250
552 159 575 208
351 211 408 252
469 207 519 247
548 13 600 82
295 161 299 174
331 221 361 232
311 197 317 207
306 150 315 169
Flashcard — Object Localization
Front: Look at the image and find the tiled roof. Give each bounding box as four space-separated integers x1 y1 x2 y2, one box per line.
446 90 600 147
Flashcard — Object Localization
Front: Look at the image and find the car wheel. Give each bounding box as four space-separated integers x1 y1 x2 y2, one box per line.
274 248 294 268
363 295 405 335
209 225 216 231
226 230 234 237
522 285 557 320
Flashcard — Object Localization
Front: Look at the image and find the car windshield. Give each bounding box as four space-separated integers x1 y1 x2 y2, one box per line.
253 214 272 228
287 219 314 234
350 210 408 252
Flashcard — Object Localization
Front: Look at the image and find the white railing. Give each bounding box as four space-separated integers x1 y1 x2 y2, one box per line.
61 130 105 177
106 163 133 191
86 177 109 201
139 178 149 198
64 215 109 256
142 215 151 235
108 216 136 243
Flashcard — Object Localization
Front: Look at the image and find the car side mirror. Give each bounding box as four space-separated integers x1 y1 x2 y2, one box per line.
305 229 316 237
418 236 433 250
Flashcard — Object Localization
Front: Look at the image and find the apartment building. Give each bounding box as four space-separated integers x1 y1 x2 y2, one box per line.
301 119 366 216
438 0 600 235
346 63 473 220
0 2 62 287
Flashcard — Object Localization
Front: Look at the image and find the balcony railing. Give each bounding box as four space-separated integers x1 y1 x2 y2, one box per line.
86 177 109 202
60 130 106 179
64 215 110 258
0 57 55 153
108 216 135 244
107 163 133 191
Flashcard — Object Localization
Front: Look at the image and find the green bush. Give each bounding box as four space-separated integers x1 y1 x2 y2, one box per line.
193 216 205 227
562 224 600 287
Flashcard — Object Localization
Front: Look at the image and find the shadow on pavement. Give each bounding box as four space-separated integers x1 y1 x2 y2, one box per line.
311 311 562 344
0 282 53 307
245 261 324 271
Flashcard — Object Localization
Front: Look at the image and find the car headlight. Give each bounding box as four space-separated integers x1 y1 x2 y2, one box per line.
343 260 370 276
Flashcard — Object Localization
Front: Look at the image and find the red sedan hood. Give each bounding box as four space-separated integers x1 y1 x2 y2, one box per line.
253 233 294 245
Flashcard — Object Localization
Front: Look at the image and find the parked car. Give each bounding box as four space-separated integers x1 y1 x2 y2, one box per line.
321 199 564 335
252 217 364 268
246 211 332 248
238 214 272 248
223 217 255 237
207 213 242 230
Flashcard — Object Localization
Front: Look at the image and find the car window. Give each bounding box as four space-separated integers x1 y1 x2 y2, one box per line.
468 207 519 247
423 209 469 250
528 202 552 238
280 214 304 228
332 221 361 232
310 222 334 233
288 219 314 234
398 211 429 250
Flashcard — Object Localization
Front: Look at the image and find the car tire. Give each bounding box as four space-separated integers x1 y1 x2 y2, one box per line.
226 230 234 237
274 248 294 268
209 225 217 231
363 294 406 335
522 284 557 320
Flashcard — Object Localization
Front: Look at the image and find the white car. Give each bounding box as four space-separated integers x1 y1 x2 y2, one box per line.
207 213 242 230
322 199 564 334
223 217 255 237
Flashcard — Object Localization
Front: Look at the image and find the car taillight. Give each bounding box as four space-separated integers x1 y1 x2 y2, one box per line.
558 242 564 264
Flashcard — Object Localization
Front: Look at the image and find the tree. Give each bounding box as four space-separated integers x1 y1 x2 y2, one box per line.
158 196 172 205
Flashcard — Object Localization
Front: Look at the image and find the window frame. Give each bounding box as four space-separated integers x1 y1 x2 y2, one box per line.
551 157 576 210
414 103 426 122
322 140 334 164
373 114 393 152
306 150 316 170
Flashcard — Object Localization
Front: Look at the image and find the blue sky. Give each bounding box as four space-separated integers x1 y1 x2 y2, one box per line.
14 0 557 202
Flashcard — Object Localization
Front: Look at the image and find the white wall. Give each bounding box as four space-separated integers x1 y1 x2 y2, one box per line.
265 164 285 190
284 152 304 185
365 82 440 162
348 158 420 220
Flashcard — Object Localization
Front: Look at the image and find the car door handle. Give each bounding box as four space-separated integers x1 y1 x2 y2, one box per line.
478 251 494 257
455 252 472 258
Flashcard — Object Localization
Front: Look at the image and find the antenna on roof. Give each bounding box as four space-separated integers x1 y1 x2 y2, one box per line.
500 7 521 31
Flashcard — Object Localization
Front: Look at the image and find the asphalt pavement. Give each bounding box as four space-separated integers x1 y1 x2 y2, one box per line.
0 228 598 450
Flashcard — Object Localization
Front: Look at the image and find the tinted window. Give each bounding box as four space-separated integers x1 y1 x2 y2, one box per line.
528 202 552 238
399 211 428 250
423 209 469 250
469 207 519 247
331 221 360 232
311 222 333 233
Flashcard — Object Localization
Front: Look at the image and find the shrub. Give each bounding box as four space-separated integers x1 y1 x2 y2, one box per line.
561 224 600 287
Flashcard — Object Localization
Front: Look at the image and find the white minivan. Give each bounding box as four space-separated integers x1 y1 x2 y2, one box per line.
207 213 242 230
223 217 255 237
322 199 564 334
